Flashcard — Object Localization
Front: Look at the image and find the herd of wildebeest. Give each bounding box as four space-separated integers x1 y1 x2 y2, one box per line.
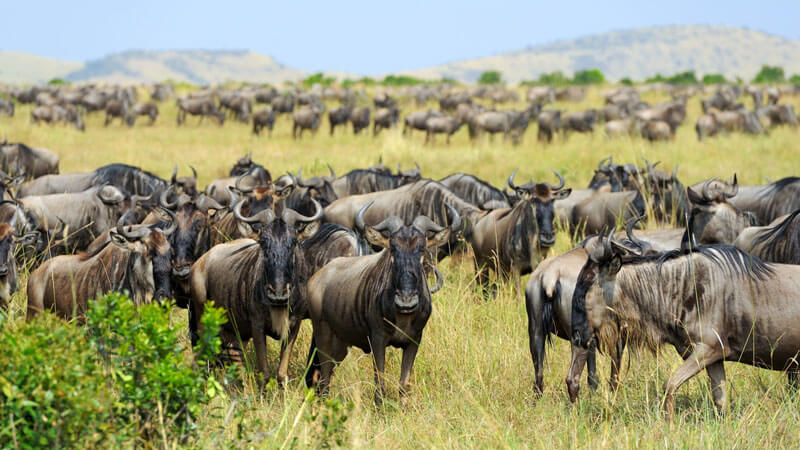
0 79 799 418
1 81 798 142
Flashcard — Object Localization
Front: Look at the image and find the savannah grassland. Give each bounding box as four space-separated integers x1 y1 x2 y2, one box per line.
3 85 800 448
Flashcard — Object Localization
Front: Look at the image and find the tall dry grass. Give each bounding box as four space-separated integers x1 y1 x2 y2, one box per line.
2 85 800 448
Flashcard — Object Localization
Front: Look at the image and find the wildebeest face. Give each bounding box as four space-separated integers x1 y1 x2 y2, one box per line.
257 219 297 305
149 233 174 302
170 206 208 281
518 183 571 248
389 227 427 313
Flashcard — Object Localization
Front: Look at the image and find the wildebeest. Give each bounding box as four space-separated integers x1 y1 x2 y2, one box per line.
131 101 159 125
0 214 37 309
252 107 276 136
734 209 800 264
561 110 597 136
328 104 354 136
373 107 399 135
470 170 571 288
205 164 271 207
725 176 800 225
570 187 645 236
189 196 323 383
404 110 443 136
0 98 14 117
271 94 295 115
26 211 175 320
150 83 175 102
104 99 134 127
293 105 323 138
330 167 420 198
276 223 371 384
425 116 462 144
640 120 672 141
305 202 455 403
0 141 60 180
569 229 800 418
757 104 798 129
18 163 168 200
349 107 370 134
438 173 510 209
537 110 561 142
687 176 758 244
31 104 85 131
604 118 634 137
527 86 555 104
177 97 225 126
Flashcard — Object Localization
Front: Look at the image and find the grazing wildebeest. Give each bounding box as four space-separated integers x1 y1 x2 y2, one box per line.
470 170 571 289
425 116 462 144
403 110 443 136
373 107 399 135
31 104 85 131
349 107 370 134
252 107 276 136
439 91 471 111
177 97 225 126
757 104 798 129
271 94 295 115
254 87 279 104
695 113 719 140
104 99 134 127
569 229 800 419
640 120 673 141
293 105 323 138
131 101 159 125
189 197 323 383
0 141 60 180
276 223 371 384
735 209 800 264
0 98 14 117
26 211 175 320
527 86 555 104
438 173 510 209
328 104 354 136
561 110 597 136
537 110 561 142
18 163 168 200
604 118 634 137
472 111 512 141
305 202 455 403
227 95 252 123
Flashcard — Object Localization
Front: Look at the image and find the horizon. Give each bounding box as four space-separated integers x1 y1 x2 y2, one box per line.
5 1 800 75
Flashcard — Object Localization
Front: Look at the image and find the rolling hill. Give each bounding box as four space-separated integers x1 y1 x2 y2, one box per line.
402 25 800 83
0 51 83 84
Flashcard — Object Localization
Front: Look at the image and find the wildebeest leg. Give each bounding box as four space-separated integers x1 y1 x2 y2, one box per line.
586 347 599 391
277 318 302 386
662 343 721 420
609 338 626 392
706 361 727 414
188 302 199 348
525 286 546 393
566 342 590 402
251 322 269 387
399 343 419 397
104 113 111 126
425 130 431 145
369 335 387 405
315 323 348 397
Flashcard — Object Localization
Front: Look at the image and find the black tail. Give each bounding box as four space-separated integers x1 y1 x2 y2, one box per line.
541 281 558 344
304 337 320 388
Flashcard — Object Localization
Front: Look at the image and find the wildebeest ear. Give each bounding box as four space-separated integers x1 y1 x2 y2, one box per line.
606 255 622 276
686 186 704 205
296 221 319 240
552 188 571 200
12 232 38 247
425 228 451 249
110 229 132 249
365 227 390 249
98 185 124 205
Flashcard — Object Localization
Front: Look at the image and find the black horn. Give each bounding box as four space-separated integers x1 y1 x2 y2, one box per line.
544 170 565 191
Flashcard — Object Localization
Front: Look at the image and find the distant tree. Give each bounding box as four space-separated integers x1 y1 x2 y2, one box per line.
753 65 785 84
702 73 727 85
302 72 336 88
47 78 67 86
571 69 605 85
790 74 800 85
537 71 570 86
440 77 459 85
665 71 698 85
645 74 666 84
620 77 634 86
477 71 502 85
382 75 422 86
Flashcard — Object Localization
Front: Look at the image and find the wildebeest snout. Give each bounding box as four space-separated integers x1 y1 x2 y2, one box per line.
266 283 291 305
539 230 556 247
394 290 419 313
0 265 9 277
172 264 191 279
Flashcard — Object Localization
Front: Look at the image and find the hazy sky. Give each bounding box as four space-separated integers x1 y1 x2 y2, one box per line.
5 0 799 74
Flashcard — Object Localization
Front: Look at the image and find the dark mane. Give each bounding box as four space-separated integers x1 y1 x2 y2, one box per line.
300 223 365 252
759 177 800 198
92 164 168 196
750 208 800 264
623 244 775 281
439 173 507 207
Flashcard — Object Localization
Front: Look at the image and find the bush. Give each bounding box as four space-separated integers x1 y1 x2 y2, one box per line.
790 74 800 85
302 72 336 88
753 65 785 84
86 292 226 442
477 71 502 85
47 78 67 86
572 69 605 85
666 71 698 85
537 71 570 86
620 77 634 86
382 75 423 86
0 315 126 448
702 73 727 84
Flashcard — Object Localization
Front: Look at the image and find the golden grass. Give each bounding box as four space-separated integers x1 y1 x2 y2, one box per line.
2 86 800 448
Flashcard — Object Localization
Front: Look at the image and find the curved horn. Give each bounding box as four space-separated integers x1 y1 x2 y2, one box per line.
412 215 444 234
446 202 461 232
428 263 443 294
233 197 275 224
724 174 739 198
355 201 374 233
701 177 718 202
171 165 178 182
326 163 336 180
158 207 178 236
116 210 150 240
235 168 255 194
371 215 404 234
544 169 565 191
245 151 252 164
159 185 177 210
196 193 225 212
189 165 197 179
131 192 152 205
226 186 238 209
598 156 612 172
671 164 679 181
283 198 324 226
625 215 647 249
507 169 519 190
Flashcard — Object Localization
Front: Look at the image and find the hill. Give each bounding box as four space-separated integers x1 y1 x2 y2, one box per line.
0 51 83 84
402 25 800 83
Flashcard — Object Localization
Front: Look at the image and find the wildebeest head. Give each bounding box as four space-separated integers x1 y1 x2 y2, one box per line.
111 209 177 303
356 202 456 313
507 169 571 248
687 175 755 244
646 161 688 223
233 194 323 306
170 165 198 198
159 188 224 282
97 185 152 223
0 217 37 308
233 171 295 226
294 165 338 209
229 152 270 178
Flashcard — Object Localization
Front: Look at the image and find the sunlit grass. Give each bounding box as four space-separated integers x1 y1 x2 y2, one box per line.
2 85 800 447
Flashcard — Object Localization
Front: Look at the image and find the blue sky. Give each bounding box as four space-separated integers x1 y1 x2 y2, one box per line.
5 0 799 74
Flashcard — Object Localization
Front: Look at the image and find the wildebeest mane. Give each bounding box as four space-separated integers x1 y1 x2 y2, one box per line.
624 243 774 281
750 208 800 264
92 164 168 196
440 173 506 207
759 176 800 198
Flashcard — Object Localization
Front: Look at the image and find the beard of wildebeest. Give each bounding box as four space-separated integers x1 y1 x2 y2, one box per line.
254 218 297 339
387 228 426 313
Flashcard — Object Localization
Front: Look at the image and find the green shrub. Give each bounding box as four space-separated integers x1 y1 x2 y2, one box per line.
620 77 634 86
382 75 422 86
0 315 126 448
572 69 605 85
302 72 336 88
788 74 800 84
753 65 785 84
47 78 67 86
477 71 502 85
86 292 226 442
537 71 570 86
702 73 727 84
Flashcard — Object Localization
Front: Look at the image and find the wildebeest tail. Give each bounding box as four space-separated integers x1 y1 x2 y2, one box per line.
541 280 558 344
304 337 321 388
